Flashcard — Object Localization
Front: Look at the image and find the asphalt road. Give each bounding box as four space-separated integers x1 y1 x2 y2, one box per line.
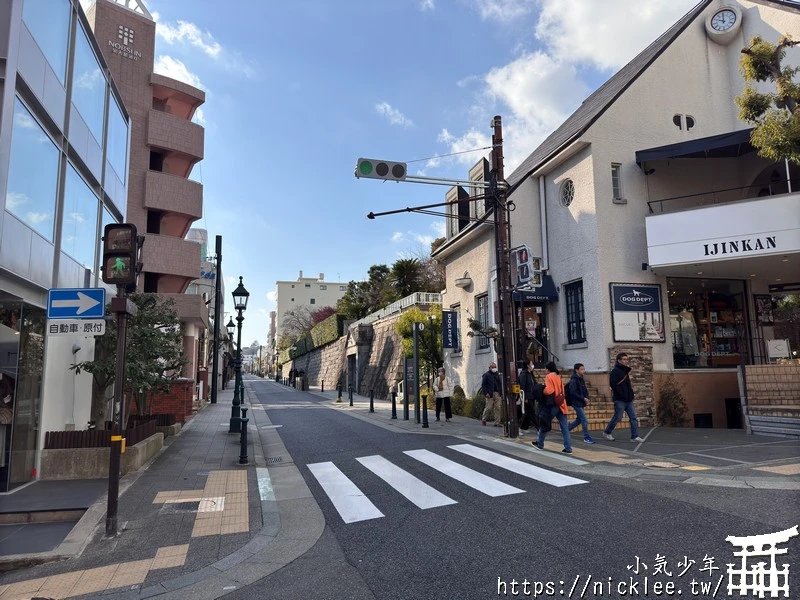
230 379 800 600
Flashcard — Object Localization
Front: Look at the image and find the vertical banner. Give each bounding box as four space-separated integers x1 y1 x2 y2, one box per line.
753 294 775 326
442 310 459 349
609 283 666 342
404 357 415 404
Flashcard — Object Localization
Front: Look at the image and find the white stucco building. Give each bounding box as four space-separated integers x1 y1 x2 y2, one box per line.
434 0 800 428
273 271 349 344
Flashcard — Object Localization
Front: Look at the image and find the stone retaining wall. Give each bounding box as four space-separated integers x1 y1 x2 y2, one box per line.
39 432 164 479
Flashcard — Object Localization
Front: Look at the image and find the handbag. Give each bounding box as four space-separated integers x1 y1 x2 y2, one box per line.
536 405 552 432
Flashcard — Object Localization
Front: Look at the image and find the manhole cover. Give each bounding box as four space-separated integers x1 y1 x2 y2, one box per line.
644 461 681 469
160 501 200 514
267 456 283 464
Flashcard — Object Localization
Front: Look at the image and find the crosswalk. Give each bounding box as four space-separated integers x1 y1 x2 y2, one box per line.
307 443 587 524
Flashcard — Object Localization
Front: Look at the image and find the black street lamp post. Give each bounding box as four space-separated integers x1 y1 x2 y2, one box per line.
229 277 249 433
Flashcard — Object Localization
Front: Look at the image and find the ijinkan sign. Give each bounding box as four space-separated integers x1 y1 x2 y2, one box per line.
109 25 142 61
704 236 776 256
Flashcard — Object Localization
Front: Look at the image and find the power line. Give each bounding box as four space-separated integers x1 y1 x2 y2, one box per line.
406 145 495 164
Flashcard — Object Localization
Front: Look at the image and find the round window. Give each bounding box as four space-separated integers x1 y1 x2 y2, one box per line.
560 179 575 207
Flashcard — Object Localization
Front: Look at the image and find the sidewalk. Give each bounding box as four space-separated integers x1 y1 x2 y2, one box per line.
302 383 800 488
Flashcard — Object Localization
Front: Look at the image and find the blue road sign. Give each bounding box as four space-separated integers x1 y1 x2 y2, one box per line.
47 288 106 319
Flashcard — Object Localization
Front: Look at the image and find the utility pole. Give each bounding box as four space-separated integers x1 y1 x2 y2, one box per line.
210 235 222 403
490 115 519 438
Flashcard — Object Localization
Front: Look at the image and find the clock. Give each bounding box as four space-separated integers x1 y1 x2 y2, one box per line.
704 5 742 45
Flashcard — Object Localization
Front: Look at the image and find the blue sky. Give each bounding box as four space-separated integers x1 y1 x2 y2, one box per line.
87 0 699 345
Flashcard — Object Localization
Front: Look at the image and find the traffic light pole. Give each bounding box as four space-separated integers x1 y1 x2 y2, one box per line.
490 116 519 439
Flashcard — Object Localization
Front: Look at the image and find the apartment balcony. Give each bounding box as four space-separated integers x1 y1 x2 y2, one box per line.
151 73 205 121
141 234 201 293
145 170 203 237
147 109 204 178
160 293 210 328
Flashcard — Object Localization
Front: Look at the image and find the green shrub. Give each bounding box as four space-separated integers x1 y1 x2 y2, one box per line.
451 385 466 415
657 375 689 427
470 391 486 420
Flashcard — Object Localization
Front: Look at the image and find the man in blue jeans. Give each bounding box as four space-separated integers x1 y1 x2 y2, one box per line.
604 352 644 442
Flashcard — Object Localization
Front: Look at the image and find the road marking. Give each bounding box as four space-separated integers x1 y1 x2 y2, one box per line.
257 467 275 501
356 455 457 509
448 444 588 487
308 461 384 523
404 449 524 497
685 451 749 464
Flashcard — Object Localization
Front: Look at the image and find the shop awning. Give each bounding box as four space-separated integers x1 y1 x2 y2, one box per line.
512 275 559 303
636 128 755 165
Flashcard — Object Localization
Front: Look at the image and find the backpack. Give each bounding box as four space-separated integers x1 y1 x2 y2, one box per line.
565 380 573 407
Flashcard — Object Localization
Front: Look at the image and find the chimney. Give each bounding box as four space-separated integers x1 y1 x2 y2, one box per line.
319 273 324 281
298 270 303 279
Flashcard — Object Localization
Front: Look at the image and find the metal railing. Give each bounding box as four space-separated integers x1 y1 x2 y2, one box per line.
647 178 796 214
349 292 442 329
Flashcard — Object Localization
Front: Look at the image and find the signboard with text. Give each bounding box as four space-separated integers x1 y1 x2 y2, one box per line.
610 283 665 343
442 311 459 349
47 319 106 337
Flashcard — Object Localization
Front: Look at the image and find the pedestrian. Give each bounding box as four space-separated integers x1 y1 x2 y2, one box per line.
480 362 503 427
603 352 644 442
518 360 541 433
567 363 595 444
432 367 453 422
531 361 573 454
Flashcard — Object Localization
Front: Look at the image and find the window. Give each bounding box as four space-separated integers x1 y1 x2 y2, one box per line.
450 303 462 353
559 179 575 207
611 164 623 203
290 298 294 302
310 298 316 304
475 294 490 350
340 286 346 291
304 283 311 288
320 285 327 290
22 0 70 83
5 98 59 241
62 164 99 270
106 96 128 183
565 281 586 344
72 23 106 143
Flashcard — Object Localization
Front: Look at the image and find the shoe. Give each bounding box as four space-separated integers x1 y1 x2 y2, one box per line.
562 448 573 454
435 417 440 421
531 441 543 450
603 433 615 441
445 419 451 422
518 430 525 436
584 437 595 444
482 420 487 426
631 436 644 442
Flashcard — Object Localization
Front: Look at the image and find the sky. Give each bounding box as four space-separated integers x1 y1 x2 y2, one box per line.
85 0 701 345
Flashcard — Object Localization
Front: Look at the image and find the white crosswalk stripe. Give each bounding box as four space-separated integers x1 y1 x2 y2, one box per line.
404 449 524 497
307 461 384 523
356 455 457 509
448 444 587 487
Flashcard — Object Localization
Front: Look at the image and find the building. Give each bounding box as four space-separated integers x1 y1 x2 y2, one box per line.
0 0 130 490
273 271 348 344
435 0 800 429
84 0 209 395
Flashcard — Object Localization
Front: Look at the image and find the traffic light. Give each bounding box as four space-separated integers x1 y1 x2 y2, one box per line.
101 223 138 286
510 245 543 288
355 158 407 181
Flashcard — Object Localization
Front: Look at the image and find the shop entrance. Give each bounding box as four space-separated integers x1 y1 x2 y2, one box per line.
515 303 550 368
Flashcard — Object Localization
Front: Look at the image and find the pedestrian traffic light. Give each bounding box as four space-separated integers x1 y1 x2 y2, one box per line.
355 158 407 181
101 223 138 286
510 244 533 286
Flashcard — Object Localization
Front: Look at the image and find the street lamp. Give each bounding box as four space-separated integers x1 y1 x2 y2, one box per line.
229 277 249 433
226 318 235 391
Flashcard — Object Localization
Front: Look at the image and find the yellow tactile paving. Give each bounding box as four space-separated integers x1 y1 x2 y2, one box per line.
191 470 249 538
755 463 800 475
0 545 190 600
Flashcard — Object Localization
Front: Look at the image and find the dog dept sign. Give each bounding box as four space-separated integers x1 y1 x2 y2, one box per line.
610 283 666 343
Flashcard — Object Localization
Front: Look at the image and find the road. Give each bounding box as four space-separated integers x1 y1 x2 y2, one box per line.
229 379 800 600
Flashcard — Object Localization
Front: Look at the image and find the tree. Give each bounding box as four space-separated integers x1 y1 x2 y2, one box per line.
281 305 314 338
336 281 370 320
417 237 446 293
391 258 423 297
394 305 443 387
735 34 800 164
73 294 186 427
366 264 398 311
310 306 336 325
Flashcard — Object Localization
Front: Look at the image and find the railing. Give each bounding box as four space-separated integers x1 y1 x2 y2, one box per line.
44 419 157 450
647 178 797 214
349 292 442 329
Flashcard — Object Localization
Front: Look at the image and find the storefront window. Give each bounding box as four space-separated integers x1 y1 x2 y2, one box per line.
72 23 106 144
5 98 59 241
22 0 71 84
668 278 748 368
62 164 99 270
0 299 22 491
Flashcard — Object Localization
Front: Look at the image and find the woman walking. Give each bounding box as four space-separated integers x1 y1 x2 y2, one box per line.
432 367 453 422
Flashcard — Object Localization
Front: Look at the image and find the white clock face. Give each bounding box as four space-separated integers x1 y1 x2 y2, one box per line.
711 9 736 31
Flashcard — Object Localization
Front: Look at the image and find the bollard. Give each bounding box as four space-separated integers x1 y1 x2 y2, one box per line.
321 380 324 393
337 383 342 402
421 393 429 428
348 385 353 407
391 391 397 419
369 389 374 413
403 391 409 421
238 407 249 465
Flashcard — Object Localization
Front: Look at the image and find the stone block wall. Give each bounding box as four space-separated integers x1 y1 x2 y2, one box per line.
287 337 348 391
358 315 405 399
745 364 800 417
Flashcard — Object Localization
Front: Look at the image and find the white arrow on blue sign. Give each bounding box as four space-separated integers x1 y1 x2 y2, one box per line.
47 288 106 319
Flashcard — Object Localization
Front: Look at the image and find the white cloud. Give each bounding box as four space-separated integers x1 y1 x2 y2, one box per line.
6 192 28 210
13 111 36 129
376 102 414 128
26 212 51 224
156 19 221 58
193 107 206 125
154 55 206 90
266 291 277 302
391 232 405 242
431 220 446 237
535 0 698 71
473 0 533 22
420 0 435 10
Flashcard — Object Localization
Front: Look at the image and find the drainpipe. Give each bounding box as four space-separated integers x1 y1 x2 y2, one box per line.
785 158 793 193
538 176 549 270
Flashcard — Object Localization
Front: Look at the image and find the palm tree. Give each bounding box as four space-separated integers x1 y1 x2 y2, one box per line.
391 258 422 297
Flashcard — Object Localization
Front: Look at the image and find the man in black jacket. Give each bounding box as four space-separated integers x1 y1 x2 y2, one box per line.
603 353 644 442
480 362 503 427
518 361 541 432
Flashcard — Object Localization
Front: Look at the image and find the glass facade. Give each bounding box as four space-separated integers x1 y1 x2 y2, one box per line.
107 96 128 183
62 164 100 270
72 23 106 143
22 0 71 83
5 98 59 241
668 278 749 368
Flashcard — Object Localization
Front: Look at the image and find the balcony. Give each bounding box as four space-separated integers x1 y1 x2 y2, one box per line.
141 234 201 293
145 170 203 236
147 109 204 178
160 293 209 328
151 73 205 121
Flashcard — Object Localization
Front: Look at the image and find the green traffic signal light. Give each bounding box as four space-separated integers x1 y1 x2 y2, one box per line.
358 160 374 176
